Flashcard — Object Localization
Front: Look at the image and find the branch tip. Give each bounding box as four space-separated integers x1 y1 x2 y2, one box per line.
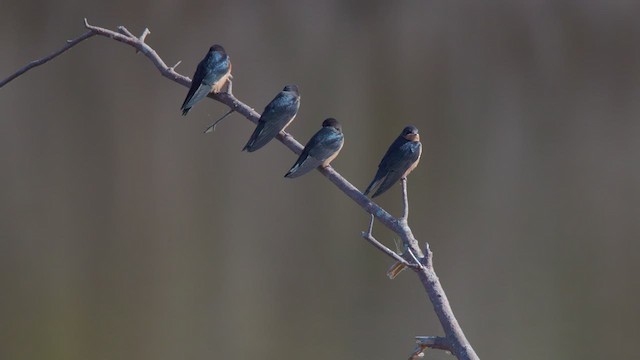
170 60 182 71
117 26 135 38
140 28 151 42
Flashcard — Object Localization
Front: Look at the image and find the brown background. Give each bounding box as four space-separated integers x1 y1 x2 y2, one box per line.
1 1 639 359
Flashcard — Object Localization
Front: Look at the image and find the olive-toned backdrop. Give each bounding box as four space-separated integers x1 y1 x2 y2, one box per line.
2 1 639 359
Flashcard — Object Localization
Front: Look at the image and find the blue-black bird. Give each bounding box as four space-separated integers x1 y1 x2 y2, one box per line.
243 85 301 152
363 125 422 198
180 44 232 115
285 118 344 178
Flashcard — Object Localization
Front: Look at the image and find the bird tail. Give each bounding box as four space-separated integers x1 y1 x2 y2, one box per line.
284 163 300 178
242 135 257 152
285 156 320 178
181 107 190 116
363 178 380 197
242 125 266 152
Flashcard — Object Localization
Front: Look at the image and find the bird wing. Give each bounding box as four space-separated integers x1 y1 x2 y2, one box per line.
181 60 213 114
181 84 213 114
306 128 344 162
202 52 231 86
284 152 319 178
364 136 404 195
364 171 385 196
369 141 421 198
181 52 231 114
285 128 344 178
243 93 300 152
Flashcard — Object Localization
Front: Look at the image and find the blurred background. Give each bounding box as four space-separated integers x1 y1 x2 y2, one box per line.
1 1 639 359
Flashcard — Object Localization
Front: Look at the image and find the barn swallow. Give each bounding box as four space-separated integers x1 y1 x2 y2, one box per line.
284 118 344 178
180 44 232 115
243 85 301 152
363 125 422 198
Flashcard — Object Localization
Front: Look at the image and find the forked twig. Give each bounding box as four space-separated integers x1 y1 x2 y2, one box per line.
361 214 413 267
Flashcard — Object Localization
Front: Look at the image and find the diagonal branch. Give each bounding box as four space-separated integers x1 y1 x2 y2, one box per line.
0 19 479 360
0 30 95 87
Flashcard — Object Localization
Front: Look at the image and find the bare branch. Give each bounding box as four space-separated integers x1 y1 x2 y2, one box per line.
0 30 95 87
1 20 479 360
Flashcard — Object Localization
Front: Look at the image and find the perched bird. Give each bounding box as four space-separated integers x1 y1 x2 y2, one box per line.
363 125 422 198
243 85 301 152
285 118 344 178
180 44 232 115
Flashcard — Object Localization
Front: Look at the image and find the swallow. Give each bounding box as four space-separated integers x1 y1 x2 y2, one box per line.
243 85 301 152
363 125 422 198
180 44 232 115
284 118 344 178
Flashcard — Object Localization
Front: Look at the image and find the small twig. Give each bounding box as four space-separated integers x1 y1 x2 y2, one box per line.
170 60 182 71
361 214 413 267
135 28 151 54
424 242 433 269
139 28 151 42
117 26 135 38
410 336 452 359
203 109 235 133
0 30 95 87
367 213 375 234
407 248 425 270
401 177 409 223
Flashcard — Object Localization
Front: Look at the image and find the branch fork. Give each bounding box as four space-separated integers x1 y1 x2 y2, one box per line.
410 336 453 359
